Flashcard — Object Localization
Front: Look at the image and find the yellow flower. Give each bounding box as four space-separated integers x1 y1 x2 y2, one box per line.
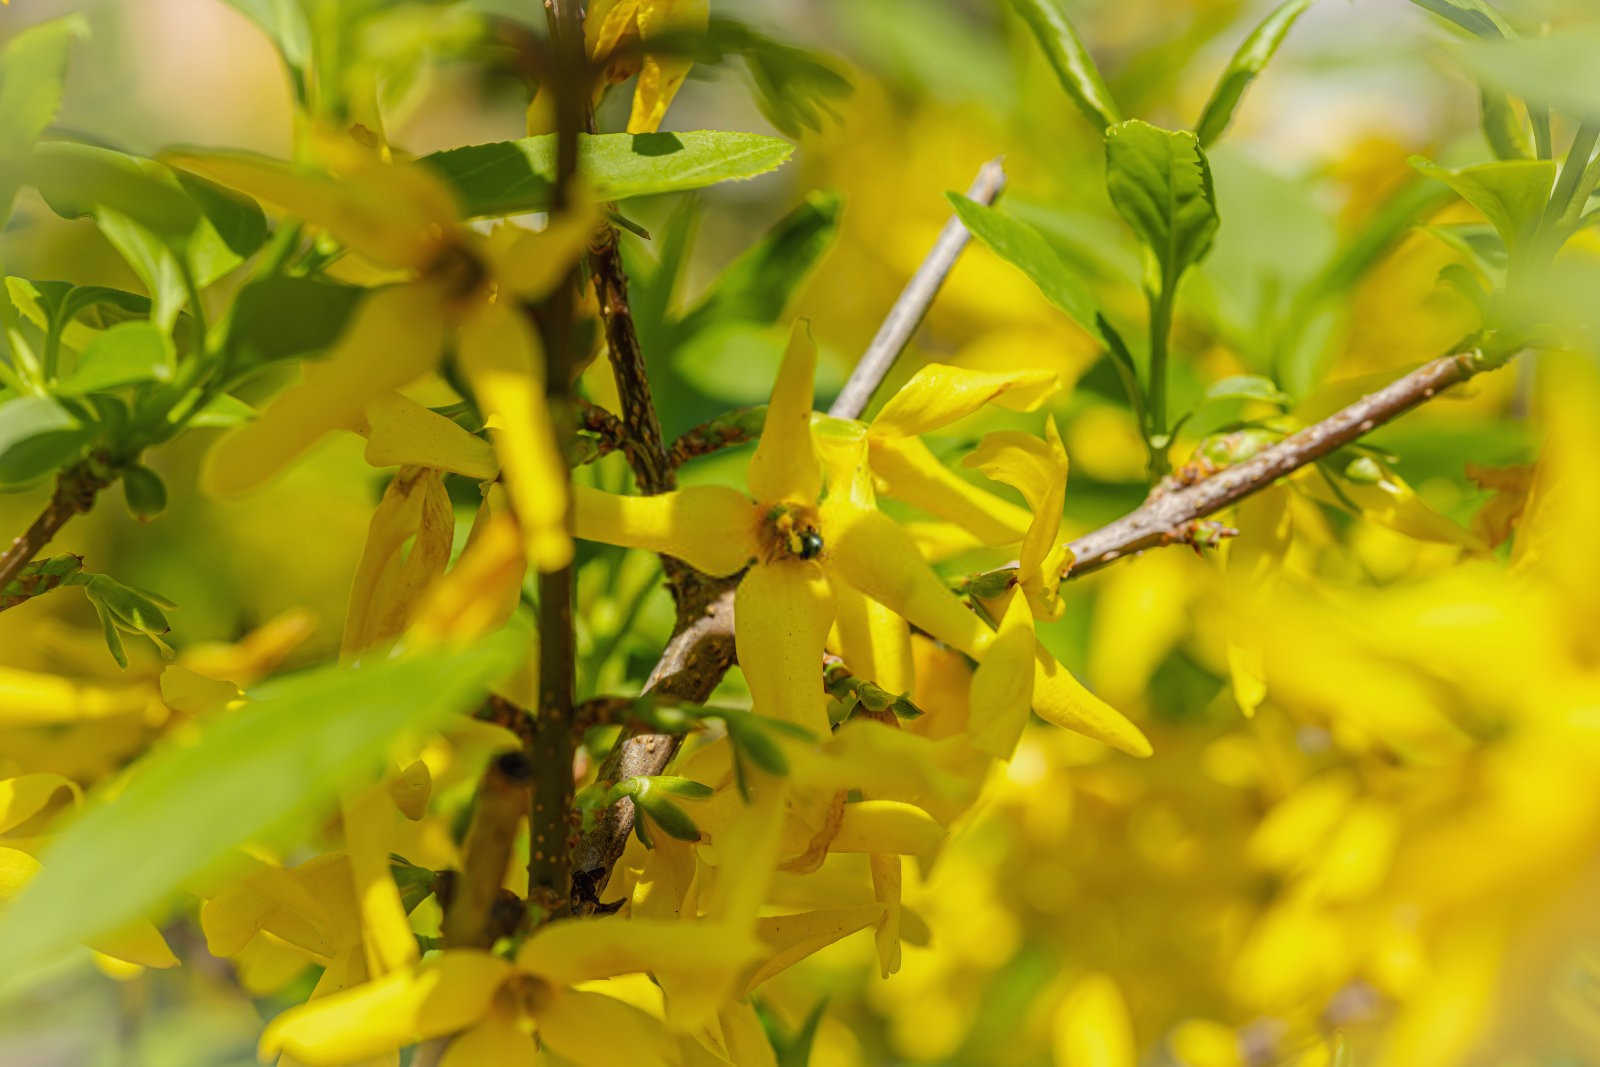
164 142 596 572
572 324 1148 756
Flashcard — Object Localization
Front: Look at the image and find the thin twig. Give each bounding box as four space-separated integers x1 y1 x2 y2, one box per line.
0 460 114 592
1063 347 1508 577
829 158 1007 420
569 161 1008 910
665 405 768 468
591 228 675 495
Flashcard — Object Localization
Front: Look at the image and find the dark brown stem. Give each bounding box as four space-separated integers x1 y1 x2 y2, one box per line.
443 751 534 947
1064 348 1505 577
0 460 114 592
590 226 675 496
666 405 768 469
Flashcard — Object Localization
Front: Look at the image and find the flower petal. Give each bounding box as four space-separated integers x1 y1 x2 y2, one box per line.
964 418 1071 619
741 905 883 995
966 591 1036 759
830 801 945 877
163 149 459 272
829 576 913 695
823 505 990 657
536 987 677 1067
203 283 448 496
1030 645 1151 758
343 467 455 658
0 773 79 835
574 485 758 576
0 666 154 725
719 1001 779 1067
516 916 757 989
342 783 419 977
486 207 601 301
260 951 511 1065
868 852 902 978
735 561 833 735
868 364 1057 438
626 0 708 134
458 299 572 572
361 391 498 481
1053 973 1136 1067
440 1015 540 1067
747 321 822 506
868 436 1032 546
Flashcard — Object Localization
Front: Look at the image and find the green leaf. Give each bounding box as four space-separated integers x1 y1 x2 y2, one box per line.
1409 157 1555 252
0 395 90 486
678 191 842 334
1406 0 1514 39
0 634 519 975
187 392 255 429
687 17 852 138
639 776 714 800
1105 120 1220 291
631 786 702 843
947 194 1097 331
121 465 167 522
28 142 205 248
58 322 174 394
72 572 175 638
423 131 795 219
1007 0 1120 131
0 14 89 220
1479 87 1533 161
225 276 365 376
1195 0 1314 147
1456 29 1600 124
174 171 268 261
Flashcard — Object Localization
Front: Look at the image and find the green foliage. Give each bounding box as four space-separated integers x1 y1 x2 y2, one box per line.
58 322 174 395
0 396 90 486
946 194 1097 331
1456 29 1600 125
1410 158 1556 254
1007 0 1121 131
224 276 365 378
423 131 795 219
0 14 89 219
0 632 521 975
1104 120 1220 293
1194 0 1314 147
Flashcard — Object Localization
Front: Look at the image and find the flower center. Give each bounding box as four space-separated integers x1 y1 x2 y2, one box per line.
761 503 824 563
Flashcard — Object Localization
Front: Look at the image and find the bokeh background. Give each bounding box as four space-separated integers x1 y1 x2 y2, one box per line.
3 0 1600 1063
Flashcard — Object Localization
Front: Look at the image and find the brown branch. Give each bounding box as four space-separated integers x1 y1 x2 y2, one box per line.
0 460 114 592
0 553 84 613
590 228 675 496
1063 347 1508 577
665 405 768 468
569 161 1010 910
442 751 534 947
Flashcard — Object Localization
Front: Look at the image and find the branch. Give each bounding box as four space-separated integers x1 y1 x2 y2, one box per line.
1063 347 1508 577
569 160 1008 910
590 227 675 495
0 460 114 592
665 405 767 468
828 158 1007 420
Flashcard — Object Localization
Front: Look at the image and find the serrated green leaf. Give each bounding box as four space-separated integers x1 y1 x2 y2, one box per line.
1410 157 1555 252
1455 29 1600 124
225 275 365 376
423 131 794 219
0 634 519 974
218 0 311 99
58 322 173 394
0 15 88 221
1105 120 1220 291
0 395 90 486
1195 0 1314 147
29 142 204 248
679 191 842 334
947 194 1097 331
1008 0 1120 131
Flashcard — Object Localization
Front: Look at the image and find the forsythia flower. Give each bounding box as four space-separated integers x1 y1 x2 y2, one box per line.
571 322 1149 757
164 141 596 572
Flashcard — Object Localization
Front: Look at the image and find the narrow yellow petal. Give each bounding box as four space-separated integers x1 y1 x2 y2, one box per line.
343 467 454 658
1053 973 1136 1067
792 721 986 826
163 150 459 272
440 1015 539 1067
0 666 154 725
741 905 883 994
342 784 419 977
868 852 902 978
486 207 601 301
388 760 432 821
408 505 527 648
735 561 833 735
0 773 79 835
828 576 913 695
574 484 758 575
869 364 1057 438
516 916 757 989
203 284 448 496
536 987 677 1067
458 300 572 572
702 768 787 930
201 858 339 960
964 418 1071 619
719 1001 779 1067
868 435 1032 545
1031 646 1151 758
260 951 511 1065
625 0 707 134
747 321 822 506
87 918 179 970
362 391 498 480
823 505 990 657
967 591 1036 759
830 801 945 877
